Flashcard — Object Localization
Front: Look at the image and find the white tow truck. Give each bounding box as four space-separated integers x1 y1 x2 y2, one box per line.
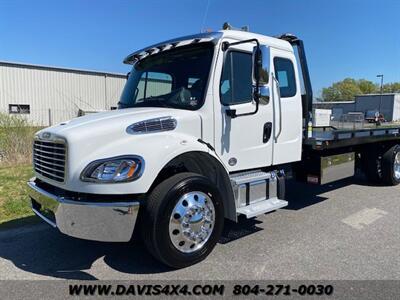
28 27 400 268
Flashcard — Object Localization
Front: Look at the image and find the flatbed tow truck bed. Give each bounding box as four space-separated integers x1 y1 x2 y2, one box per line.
304 126 400 150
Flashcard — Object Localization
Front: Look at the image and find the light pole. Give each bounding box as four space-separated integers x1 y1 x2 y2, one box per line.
376 74 384 115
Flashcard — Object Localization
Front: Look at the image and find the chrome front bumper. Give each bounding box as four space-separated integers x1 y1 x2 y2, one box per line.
27 178 140 242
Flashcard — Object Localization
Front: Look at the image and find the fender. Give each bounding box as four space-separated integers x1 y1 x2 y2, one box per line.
126 132 237 221
152 149 237 221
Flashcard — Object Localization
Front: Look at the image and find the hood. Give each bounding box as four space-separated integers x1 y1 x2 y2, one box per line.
37 107 202 143
33 107 205 193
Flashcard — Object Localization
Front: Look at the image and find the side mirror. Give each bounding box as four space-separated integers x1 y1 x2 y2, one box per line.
252 45 270 103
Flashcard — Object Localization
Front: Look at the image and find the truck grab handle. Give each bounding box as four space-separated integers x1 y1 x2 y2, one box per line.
272 72 283 142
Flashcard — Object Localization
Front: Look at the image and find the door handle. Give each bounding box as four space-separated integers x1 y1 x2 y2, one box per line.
263 122 272 143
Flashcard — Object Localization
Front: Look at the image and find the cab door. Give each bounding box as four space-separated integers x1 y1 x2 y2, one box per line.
270 48 302 164
213 41 273 171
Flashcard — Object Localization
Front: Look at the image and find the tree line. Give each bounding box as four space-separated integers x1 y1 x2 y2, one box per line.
322 78 400 102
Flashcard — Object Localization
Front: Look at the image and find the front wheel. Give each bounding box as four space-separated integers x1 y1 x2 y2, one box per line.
141 172 224 268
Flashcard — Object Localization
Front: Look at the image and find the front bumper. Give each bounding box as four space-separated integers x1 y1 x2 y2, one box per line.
27 178 140 242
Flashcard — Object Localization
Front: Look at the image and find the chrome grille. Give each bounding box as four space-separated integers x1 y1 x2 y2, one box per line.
33 140 66 182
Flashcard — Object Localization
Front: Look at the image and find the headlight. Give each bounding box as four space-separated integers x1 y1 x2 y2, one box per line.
80 155 144 183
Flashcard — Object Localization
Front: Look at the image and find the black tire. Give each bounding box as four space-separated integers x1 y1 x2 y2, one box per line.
141 172 224 268
381 144 400 186
363 148 383 183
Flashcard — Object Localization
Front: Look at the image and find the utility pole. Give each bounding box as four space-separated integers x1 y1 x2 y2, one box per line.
376 74 384 115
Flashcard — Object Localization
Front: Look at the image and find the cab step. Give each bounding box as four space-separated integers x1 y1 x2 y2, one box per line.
236 198 288 218
230 170 272 185
230 169 287 218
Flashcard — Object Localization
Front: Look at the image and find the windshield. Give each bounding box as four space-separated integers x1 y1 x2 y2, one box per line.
118 43 214 110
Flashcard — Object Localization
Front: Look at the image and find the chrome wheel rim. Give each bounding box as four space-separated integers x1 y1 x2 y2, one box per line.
394 152 400 180
169 191 215 253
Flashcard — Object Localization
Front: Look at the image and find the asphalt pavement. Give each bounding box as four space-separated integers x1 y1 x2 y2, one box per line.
0 174 399 280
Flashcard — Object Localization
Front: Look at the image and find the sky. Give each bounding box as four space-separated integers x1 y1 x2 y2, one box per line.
1 0 399 96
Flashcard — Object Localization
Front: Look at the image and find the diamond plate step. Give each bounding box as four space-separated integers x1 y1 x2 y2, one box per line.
236 198 288 218
230 170 273 185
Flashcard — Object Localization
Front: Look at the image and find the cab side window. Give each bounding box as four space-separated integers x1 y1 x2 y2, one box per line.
274 57 296 98
220 51 253 105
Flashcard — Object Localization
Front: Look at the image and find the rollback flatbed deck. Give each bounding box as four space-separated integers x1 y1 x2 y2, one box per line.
304 126 400 150
296 125 400 185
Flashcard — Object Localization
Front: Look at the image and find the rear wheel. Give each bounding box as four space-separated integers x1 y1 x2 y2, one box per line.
363 148 383 183
141 172 224 268
381 145 400 186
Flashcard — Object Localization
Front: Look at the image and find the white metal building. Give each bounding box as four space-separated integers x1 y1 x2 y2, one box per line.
0 61 127 126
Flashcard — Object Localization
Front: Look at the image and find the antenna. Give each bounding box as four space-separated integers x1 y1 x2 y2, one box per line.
200 0 211 32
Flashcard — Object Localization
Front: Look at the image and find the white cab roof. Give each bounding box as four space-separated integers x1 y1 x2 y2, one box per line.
124 30 293 64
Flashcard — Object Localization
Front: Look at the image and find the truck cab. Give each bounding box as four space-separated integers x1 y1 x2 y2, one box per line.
27 29 400 268
119 30 303 171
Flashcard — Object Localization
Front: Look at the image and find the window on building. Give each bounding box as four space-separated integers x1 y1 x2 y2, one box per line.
220 51 253 105
135 72 173 102
274 57 296 98
9 104 30 114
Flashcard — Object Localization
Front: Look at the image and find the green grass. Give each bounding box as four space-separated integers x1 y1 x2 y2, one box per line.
0 112 41 167
0 165 34 225
0 113 39 225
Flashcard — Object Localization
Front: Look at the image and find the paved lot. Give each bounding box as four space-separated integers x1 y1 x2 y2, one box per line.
0 175 399 280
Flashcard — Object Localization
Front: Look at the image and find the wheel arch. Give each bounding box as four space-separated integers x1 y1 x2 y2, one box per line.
149 151 236 221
